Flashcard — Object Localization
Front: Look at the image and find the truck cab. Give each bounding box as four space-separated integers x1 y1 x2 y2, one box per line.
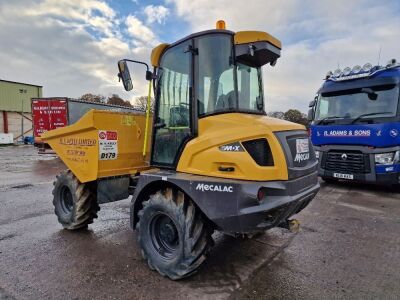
309 59 400 185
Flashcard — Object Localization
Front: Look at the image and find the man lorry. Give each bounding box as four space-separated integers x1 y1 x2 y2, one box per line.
308 59 400 185
42 20 319 280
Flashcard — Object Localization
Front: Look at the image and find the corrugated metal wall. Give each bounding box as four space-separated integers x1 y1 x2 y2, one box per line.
5 112 33 140
0 80 42 113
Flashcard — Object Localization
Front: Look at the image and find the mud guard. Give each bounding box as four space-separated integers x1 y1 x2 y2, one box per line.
130 169 319 234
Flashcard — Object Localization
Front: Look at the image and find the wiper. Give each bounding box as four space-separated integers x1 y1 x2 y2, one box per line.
317 116 343 125
350 112 391 124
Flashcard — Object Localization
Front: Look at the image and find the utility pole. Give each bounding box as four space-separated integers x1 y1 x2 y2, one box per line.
19 88 27 143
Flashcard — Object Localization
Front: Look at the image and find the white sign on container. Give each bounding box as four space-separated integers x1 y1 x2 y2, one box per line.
0 133 14 144
98 130 118 160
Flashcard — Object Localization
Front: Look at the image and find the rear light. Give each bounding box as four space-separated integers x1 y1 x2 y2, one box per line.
257 188 266 202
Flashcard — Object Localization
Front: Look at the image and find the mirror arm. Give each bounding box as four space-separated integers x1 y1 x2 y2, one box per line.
122 59 155 81
123 59 150 72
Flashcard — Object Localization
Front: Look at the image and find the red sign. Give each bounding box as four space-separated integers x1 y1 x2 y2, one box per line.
98 131 117 140
106 131 118 140
32 99 68 141
98 131 106 139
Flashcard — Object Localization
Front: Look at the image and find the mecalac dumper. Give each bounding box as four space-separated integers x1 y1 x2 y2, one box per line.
308 59 400 185
42 20 320 280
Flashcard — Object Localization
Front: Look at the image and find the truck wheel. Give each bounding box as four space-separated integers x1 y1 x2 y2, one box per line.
136 188 213 280
52 170 99 230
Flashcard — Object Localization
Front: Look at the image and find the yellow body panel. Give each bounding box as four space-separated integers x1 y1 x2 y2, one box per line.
151 43 169 67
41 110 151 183
177 113 304 181
234 31 282 49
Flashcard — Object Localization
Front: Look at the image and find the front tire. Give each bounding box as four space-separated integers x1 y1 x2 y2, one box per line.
52 170 99 230
137 188 213 280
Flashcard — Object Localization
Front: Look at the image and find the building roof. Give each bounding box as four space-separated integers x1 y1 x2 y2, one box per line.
0 79 42 88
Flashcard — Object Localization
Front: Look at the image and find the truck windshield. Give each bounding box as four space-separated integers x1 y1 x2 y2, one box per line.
196 34 264 116
315 85 399 123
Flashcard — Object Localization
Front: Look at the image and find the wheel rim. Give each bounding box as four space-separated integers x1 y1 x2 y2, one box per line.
60 185 74 214
150 213 179 260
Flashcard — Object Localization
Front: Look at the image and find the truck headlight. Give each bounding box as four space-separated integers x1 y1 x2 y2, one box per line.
374 152 398 165
315 150 320 159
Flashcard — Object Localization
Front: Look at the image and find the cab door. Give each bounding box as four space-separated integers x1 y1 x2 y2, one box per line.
151 40 193 167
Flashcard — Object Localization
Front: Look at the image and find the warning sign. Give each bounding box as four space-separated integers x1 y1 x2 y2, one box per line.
99 130 118 160
296 138 309 154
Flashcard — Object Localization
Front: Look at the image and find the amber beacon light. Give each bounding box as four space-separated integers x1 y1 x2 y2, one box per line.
216 20 226 29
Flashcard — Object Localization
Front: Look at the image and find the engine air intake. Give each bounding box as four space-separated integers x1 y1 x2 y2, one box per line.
242 139 274 166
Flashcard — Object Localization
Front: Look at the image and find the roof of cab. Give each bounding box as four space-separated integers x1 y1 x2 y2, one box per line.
150 29 281 67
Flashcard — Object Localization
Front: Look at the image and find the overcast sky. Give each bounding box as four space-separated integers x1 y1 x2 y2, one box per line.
0 0 399 112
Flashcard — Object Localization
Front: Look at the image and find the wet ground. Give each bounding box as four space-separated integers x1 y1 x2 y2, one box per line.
0 145 399 299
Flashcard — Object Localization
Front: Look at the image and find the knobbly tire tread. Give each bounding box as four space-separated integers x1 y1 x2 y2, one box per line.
136 188 213 280
52 170 99 230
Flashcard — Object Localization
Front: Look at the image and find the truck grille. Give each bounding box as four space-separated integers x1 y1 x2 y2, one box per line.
323 151 370 174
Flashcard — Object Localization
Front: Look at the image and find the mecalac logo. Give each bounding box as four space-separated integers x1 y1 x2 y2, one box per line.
196 183 233 193
219 142 244 152
294 138 310 162
294 153 310 162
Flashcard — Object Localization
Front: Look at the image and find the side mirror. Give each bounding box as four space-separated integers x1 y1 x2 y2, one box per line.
118 60 133 91
307 108 314 121
256 96 264 110
309 99 316 108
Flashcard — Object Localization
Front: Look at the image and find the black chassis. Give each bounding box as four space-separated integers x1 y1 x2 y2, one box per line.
129 169 320 234
315 144 400 185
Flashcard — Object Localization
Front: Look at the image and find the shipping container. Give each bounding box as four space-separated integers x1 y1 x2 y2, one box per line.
31 97 141 152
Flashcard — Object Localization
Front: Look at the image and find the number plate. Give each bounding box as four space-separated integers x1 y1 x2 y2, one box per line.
333 173 354 180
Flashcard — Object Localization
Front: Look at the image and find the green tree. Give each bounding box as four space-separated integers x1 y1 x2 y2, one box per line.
283 109 308 125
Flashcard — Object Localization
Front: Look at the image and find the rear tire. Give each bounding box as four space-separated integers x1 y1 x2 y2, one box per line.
137 188 213 280
52 170 99 230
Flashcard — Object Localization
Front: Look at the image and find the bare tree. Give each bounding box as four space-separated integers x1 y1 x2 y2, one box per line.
79 93 106 103
267 111 285 119
135 96 155 112
107 94 132 107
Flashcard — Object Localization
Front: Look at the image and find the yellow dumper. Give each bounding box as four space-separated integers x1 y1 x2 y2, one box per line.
42 21 319 280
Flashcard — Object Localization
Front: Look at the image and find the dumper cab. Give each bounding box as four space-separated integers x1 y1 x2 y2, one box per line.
117 23 319 233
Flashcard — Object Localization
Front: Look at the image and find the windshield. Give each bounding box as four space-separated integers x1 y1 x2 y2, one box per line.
315 85 399 122
196 34 264 116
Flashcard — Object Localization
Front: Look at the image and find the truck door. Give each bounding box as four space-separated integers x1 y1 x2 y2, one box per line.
49 99 68 130
151 40 192 167
32 99 51 141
